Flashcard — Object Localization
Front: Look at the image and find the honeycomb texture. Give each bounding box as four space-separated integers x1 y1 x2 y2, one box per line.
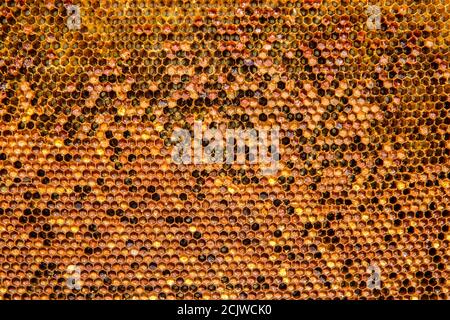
0 0 449 300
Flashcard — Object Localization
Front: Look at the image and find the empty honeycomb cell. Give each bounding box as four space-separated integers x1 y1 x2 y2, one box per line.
0 0 449 300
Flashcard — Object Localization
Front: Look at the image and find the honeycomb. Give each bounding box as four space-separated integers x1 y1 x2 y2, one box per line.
0 0 449 300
